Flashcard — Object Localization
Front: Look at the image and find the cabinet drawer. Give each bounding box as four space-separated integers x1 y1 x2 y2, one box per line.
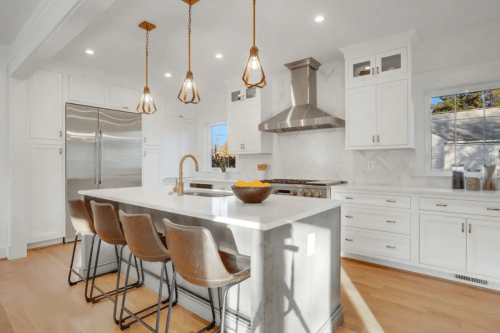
335 192 411 209
341 206 410 234
341 228 410 261
420 197 500 218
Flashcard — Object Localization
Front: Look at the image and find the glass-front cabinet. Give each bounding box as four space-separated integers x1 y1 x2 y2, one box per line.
348 55 376 82
228 86 259 110
376 47 407 78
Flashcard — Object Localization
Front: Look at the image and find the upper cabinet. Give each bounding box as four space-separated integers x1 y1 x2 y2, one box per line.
30 70 63 140
341 30 415 150
165 97 196 121
109 85 142 112
225 78 272 155
68 76 109 106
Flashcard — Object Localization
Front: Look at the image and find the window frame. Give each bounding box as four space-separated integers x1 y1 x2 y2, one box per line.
425 81 500 177
206 121 239 173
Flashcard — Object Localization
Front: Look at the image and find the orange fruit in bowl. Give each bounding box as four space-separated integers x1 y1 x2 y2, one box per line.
234 180 271 188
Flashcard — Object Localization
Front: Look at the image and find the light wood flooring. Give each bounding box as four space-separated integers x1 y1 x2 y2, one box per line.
1 243 500 333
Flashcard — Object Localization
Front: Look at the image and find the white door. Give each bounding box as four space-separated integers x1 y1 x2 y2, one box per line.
376 80 408 146
348 54 376 83
142 149 161 186
419 214 466 271
375 47 408 78
347 85 377 148
109 85 141 112
467 219 500 279
30 70 63 140
68 76 109 106
30 144 64 242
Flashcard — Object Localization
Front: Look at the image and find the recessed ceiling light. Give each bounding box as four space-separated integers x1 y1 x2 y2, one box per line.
216 54 223 59
165 73 172 77
85 49 94 55
315 16 324 22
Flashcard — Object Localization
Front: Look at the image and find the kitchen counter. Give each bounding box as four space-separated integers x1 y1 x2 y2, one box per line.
79 186 344 333
79 186 342 231
331 183 500 201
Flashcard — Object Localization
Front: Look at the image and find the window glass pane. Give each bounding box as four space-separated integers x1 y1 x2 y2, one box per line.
431 95 455 170
485 143 500 166
381 54 401 73
456 91 483 113
353 61 371 78
456 144 485 169
484 89 500 116
211 124 235 168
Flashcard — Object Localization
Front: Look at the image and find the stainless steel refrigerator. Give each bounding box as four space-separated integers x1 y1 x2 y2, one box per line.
65 103 142 241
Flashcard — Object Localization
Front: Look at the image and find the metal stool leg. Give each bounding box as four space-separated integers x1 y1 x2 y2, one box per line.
68 232 83 286
84 234 98 302
165 269 177 333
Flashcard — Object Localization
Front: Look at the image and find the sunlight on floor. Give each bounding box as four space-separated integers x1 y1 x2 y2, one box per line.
341 267 385 333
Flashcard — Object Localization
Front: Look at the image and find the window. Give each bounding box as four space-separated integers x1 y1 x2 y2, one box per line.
430 89 500 171
210 124 236 169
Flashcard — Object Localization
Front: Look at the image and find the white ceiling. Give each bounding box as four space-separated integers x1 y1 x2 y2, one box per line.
0 0 43 46
47 0 500 95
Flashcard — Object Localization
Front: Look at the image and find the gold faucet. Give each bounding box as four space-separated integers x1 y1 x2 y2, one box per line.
174 154 199 196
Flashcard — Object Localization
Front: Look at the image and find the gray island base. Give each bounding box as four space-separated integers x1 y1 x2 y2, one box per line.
79 187 343 333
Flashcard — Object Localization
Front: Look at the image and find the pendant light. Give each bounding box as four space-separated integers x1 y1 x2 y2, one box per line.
242 0 266 89
137 21 157 114
178 0 201 104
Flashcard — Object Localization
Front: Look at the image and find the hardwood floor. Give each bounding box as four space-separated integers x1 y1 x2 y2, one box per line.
1 244 500 333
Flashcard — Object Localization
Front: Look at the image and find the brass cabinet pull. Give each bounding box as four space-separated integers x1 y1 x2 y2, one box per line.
345 238 353 242
345 197 354 200
387 200 396 203
436 204 447 207
372 135 375 143
372 67 375 75
377 66 380 74
386 220 396 223
462 223 464 233
60 131 62 138
345 215 353 218
469 224 471 234
386 245 395 249
487 208 500 211
377 135 380 142
123 106 129 109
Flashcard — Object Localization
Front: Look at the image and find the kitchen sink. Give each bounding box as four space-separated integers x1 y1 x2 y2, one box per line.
183 191 233 197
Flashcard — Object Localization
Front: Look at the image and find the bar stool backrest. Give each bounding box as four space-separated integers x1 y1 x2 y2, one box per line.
119 211 170 263
67 199 96 235
163 219 232 288
90 201 126 245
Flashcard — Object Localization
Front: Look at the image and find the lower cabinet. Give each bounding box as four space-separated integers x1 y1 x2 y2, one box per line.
142 148 161 186
30 144 64 242
420 214 500 279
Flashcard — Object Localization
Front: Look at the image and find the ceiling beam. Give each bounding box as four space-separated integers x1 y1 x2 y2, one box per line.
8 0 117 80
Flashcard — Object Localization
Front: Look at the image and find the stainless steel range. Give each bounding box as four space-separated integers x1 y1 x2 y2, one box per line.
261 179 346 199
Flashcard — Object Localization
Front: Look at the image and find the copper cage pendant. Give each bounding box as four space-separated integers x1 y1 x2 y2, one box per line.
137 21 157 114
242 0 266 89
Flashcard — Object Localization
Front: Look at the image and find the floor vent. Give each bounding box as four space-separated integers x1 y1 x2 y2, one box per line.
455 274 488 285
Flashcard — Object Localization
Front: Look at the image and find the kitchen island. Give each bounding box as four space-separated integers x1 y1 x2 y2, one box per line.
79 186 344 333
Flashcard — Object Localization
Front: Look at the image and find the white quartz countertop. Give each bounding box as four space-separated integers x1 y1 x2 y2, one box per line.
79 186 343 230
331 184 500 202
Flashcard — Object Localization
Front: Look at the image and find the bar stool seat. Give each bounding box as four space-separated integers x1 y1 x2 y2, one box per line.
218 251 251 282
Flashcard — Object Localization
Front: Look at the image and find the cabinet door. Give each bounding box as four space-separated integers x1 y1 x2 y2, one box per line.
31 70 63 140
180 122 197 177
165 97 196 121
467 219 500 279
228 86 259 110
161 122 181 179
348 54 376 82
376 80 408 146
109 85 141 112
347 85 377 147
376 47 407 78
143 149 161 186
419 214 466 271
228 105 259 153
68 76 109 106
30 144 64 242
227 108 245 153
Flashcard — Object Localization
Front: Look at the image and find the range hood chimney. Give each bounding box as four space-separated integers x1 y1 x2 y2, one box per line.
259 57 345 133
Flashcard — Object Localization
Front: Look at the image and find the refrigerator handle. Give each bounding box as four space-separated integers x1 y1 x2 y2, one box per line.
94 131 99 185
99 130 103 185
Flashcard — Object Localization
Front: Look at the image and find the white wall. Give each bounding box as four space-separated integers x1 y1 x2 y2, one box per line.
0 57 10 257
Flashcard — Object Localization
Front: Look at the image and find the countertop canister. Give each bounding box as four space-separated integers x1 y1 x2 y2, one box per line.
482 164 497 191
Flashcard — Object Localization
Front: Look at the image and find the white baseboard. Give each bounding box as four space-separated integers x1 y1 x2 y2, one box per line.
0 246 8 259
27 237 64 249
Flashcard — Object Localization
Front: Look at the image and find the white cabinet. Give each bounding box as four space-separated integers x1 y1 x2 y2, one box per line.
30 70 63 140
68 76 109 106
348 54 376 83
30 144 64 242
110 85 141 112
467 219 500 279
142 148 161 186
180 122 197 177
227 105 271 154
376 47 407 78
347 85 377 147
376 80 408 146
227 85 259 110
143 101 166 146
165 97 196 121
419 214 466 271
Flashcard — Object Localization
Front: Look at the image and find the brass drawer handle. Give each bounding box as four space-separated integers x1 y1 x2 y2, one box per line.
462 222 464 233
487 208 500 211
386 245 395 249
345 238 353 242
387 200 396 203
386 220 396 223
436 204 447 207
345 215 353 218
345 197 354 200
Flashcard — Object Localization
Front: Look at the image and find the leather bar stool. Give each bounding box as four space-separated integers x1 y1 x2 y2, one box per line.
118 211 177 333
163 219 251 333
89 201 145 324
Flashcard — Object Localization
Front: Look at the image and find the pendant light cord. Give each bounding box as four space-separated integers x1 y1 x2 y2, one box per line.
146 29 149 86
188 4 192 70
253 0 256 46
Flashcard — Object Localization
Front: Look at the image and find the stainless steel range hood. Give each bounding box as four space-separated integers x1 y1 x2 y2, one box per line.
259 58 345 133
